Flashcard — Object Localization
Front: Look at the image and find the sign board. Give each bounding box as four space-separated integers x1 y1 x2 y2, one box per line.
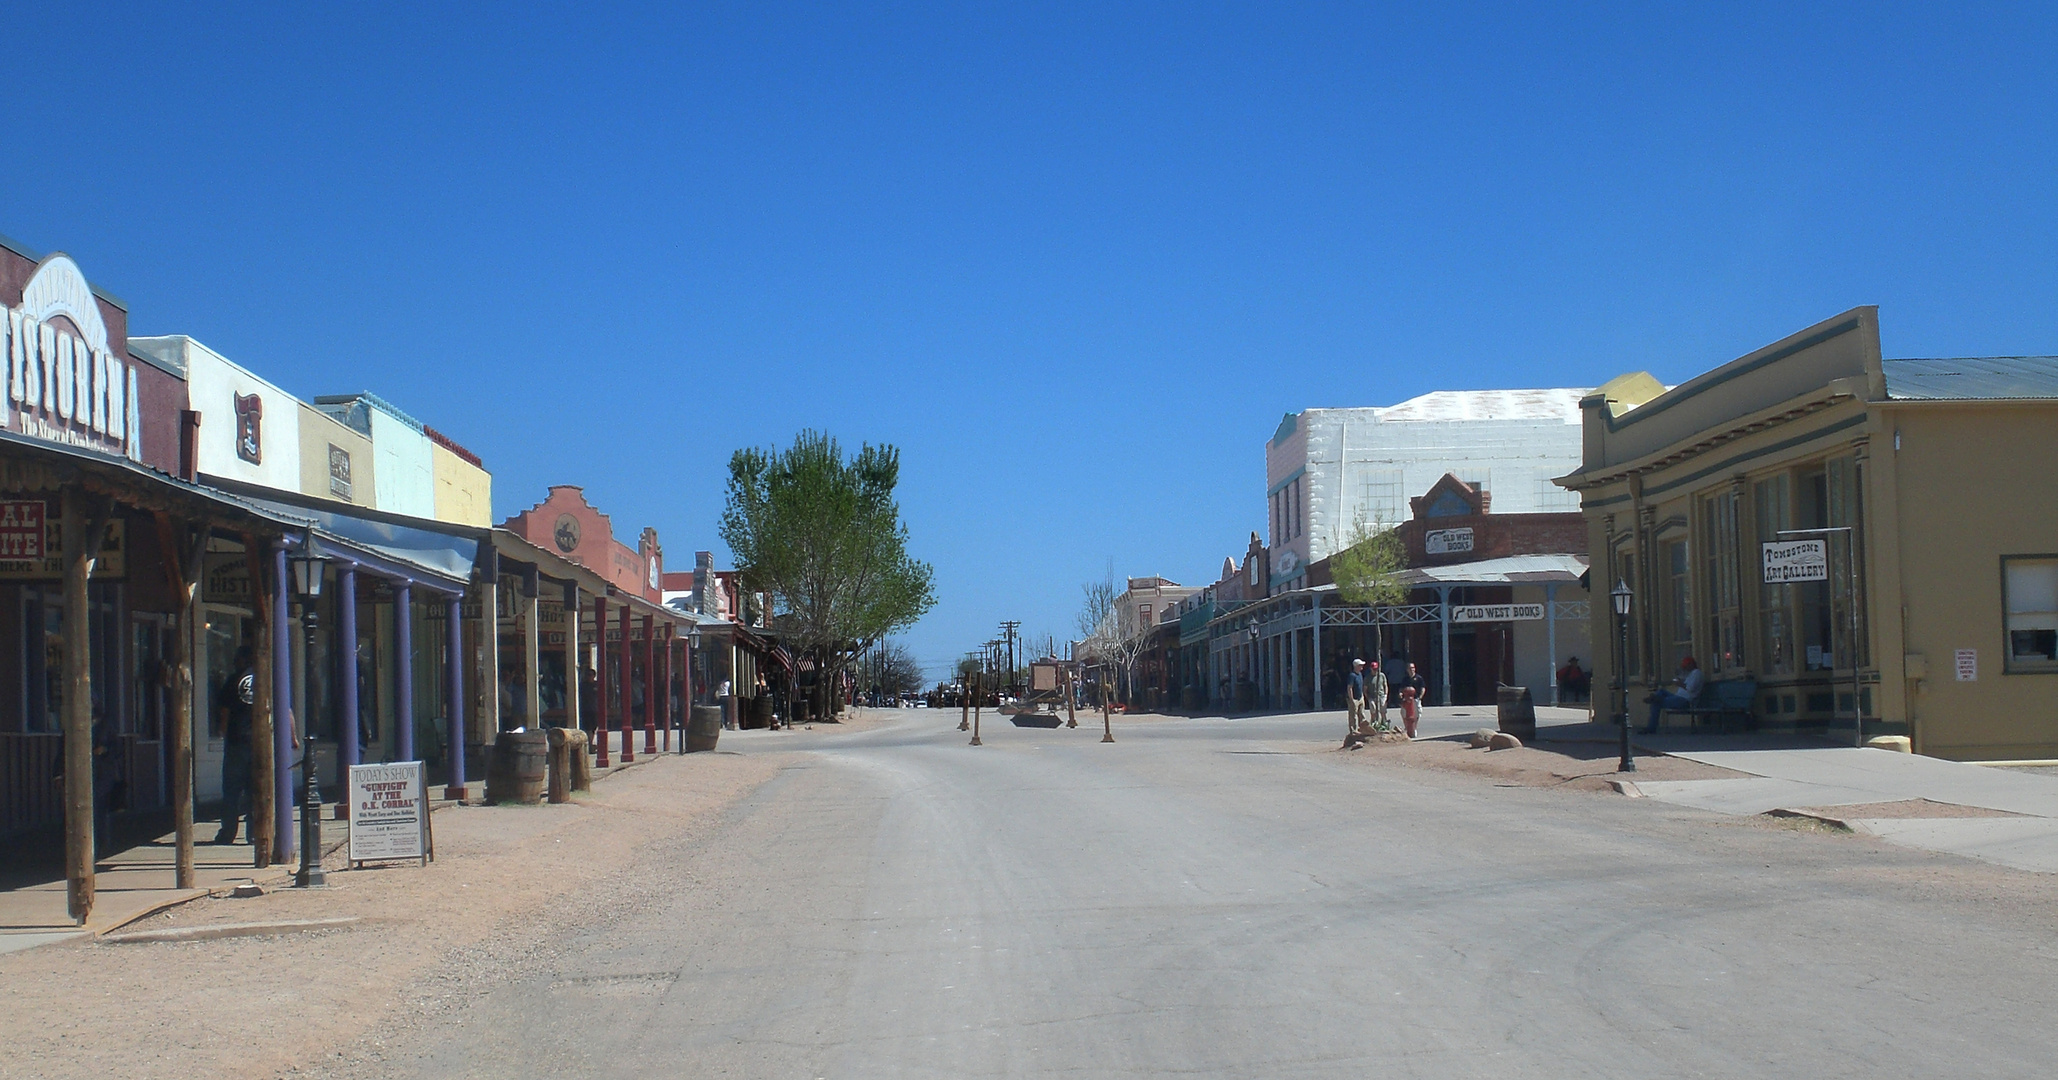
1453 603 1545 623
0 508 125 580
1424 528 1474 556
1762 539 1829 583
1955 648 1978 682
347 761 431 865
1030 662 1059 692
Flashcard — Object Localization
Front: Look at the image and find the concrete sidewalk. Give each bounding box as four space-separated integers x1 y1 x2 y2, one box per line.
1628 746 2058 873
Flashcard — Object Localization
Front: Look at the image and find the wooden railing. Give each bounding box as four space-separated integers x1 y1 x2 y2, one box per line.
1 732 165 835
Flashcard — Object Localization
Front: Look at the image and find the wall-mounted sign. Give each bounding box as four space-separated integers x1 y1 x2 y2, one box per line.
1425 528 1475 556
553 514 581 553
0 507 125 580
1453 603 1544 623
203 552 254 605
1955 648 1977 682
5 256 143 462
347 761 430 865
234 392 263 464
328 443 353 501
1762 539 1828 583
1272 548 1302 578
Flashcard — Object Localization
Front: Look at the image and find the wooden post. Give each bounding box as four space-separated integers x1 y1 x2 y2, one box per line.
1101 676 1115 743
1065 670 1077 728
60 490 111 924
618 602 634 762
659 624 673 752
245 541 275 869
643 615 658 755
593 595 610 768
970 672 982 746
560 581 578 734
154 515 206 890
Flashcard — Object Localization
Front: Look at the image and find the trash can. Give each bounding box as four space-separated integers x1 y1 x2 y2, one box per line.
1496 684 1536 742
486 730 549 804
687 705 723 752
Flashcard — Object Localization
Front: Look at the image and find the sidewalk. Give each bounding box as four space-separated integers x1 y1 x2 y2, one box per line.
1614 742 2058 873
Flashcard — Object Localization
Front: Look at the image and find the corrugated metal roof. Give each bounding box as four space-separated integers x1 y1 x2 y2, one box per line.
1392 553 1589 586
1883 357 2058 401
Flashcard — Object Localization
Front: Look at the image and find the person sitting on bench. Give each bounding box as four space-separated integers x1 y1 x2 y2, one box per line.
1644 655 1704 734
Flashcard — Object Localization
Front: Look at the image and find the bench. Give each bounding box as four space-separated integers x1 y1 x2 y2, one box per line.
1660 679 1758 731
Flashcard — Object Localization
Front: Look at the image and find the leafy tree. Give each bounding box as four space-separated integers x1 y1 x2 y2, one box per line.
1330 516 1408 658
720 431 936 719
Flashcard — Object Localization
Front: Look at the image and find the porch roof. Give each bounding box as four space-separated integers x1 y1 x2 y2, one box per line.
1391 553 1589 588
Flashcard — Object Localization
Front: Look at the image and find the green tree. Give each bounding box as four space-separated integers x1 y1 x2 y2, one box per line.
1330 517 1408 658
720 431 936 720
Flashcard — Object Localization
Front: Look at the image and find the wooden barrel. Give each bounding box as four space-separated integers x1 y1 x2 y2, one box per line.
486 730 549 804
687 706 723 752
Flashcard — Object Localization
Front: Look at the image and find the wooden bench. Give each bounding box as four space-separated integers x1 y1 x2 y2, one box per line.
1661 679 1758 731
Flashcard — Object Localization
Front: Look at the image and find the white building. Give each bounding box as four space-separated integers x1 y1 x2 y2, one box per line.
1263 389 1590 592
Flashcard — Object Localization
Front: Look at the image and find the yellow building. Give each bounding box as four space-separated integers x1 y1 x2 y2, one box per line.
297 402 377 507
429 433 493 527
1557 307 2058 760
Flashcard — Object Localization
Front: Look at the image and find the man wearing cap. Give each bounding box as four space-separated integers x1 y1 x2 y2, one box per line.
1362 660 1390 734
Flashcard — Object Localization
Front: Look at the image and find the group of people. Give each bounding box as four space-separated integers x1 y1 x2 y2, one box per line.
1343 657 1426 740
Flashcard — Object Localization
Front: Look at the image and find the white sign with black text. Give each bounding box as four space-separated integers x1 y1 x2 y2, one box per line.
1452 603 1545 623
1762 539 1829 583
1424 528 1475 556
347 762 431 865
1955 648 1978 682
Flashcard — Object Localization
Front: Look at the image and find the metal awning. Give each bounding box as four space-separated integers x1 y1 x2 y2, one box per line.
235 494 477 591
1392 553 1589 588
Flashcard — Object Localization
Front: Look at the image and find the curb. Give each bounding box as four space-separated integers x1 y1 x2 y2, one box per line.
1764 808 1856 831
101 916 362 945
1608 779 1645 798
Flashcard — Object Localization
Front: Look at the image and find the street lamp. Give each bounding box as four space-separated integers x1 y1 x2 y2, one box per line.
1611 578 1634 773
289 539 328 888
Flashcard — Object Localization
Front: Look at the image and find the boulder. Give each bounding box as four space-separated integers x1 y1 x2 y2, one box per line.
1470 728 1497 748
1487 731 1523 751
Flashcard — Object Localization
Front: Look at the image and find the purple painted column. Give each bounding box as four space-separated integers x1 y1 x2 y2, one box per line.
444 594 466 801
272 544 296 863
396 582 414 761
337 565 359 819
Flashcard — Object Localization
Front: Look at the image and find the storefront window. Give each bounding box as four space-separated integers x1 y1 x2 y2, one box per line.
2004 557 2058 672
1755 475 1793 676
1665 538 1691 670
1701 489 1743 672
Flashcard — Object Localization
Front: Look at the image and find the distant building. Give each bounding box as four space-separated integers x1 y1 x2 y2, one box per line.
1262 390 1590 593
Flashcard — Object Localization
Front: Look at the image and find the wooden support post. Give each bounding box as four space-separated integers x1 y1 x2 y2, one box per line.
560 581 579 734
153 515 206 889
245 541 276 869
618 602 634 762
593 595 610 768
60 490 111 924
643 614 658 755
270 543 295 867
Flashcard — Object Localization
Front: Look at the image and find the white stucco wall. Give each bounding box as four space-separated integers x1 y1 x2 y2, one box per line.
369 405 435 518
1266 389 1590 570
154 335 303 493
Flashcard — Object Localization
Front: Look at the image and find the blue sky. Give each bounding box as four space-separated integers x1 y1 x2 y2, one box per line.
4 2 2052 678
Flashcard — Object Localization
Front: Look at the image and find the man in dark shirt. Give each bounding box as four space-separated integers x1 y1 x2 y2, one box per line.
214 646 256 844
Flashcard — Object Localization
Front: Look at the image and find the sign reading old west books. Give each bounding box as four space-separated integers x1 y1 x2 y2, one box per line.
1424 527 1475 556
1452 603 1544 623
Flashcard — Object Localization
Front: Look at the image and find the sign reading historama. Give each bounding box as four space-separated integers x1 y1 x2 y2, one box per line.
4 256 143 461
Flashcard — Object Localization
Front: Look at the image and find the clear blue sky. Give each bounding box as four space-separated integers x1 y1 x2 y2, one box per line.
5 3 2052 679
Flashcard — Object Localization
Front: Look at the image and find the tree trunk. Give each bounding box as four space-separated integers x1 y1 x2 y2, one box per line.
155 515 205 890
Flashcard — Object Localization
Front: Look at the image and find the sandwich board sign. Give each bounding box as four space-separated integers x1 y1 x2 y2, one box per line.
347 761 433 866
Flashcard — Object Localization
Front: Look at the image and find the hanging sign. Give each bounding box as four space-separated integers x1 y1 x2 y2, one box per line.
1762 539 1829 583
1453 603 1545 623
0 507 125 580
1425 528 1474 555
348 761 431 865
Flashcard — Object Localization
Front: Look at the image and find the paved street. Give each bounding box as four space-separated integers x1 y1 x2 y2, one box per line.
357 708 2058 1079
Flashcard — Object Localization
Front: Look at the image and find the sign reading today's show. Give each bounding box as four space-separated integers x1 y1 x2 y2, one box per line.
348 761 430 865
1762 539 1829 583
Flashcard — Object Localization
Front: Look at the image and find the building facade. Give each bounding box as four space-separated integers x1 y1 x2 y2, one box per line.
1557 306 2058 760
1262 390 1589 593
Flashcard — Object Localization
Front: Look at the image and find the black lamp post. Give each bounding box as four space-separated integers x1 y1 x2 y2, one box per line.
290 540 328 887
1611 578 1634 773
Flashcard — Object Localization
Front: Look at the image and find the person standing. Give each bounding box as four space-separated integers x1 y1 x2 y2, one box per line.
1363 661 1390 734
1345 659 1366 738
213 646 257 845
1397 661 1427 739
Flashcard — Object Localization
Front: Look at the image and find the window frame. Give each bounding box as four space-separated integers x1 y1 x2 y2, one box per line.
2002 554 2058 675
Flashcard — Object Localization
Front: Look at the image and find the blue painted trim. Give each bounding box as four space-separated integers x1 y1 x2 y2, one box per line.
1267 466 1306 497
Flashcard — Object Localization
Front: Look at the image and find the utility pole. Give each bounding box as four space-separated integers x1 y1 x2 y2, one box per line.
999 620 1021 694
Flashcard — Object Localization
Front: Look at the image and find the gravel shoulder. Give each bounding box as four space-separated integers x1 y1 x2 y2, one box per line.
1328 731 1752 790
0 750 791 1080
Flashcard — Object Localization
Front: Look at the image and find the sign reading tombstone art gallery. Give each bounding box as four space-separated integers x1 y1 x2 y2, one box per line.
347 761 431 865
4 255 144 461
1761 539 1829 583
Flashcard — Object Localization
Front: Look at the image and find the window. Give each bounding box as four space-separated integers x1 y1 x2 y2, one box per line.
1534 478 1579 513
2005 557 2058 672
1354 468 1404 527
1755 474 1793 676
1702 489 1743 672
1665 538 1692 669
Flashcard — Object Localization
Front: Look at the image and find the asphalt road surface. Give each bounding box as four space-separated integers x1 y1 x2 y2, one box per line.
382 709 2058 1079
